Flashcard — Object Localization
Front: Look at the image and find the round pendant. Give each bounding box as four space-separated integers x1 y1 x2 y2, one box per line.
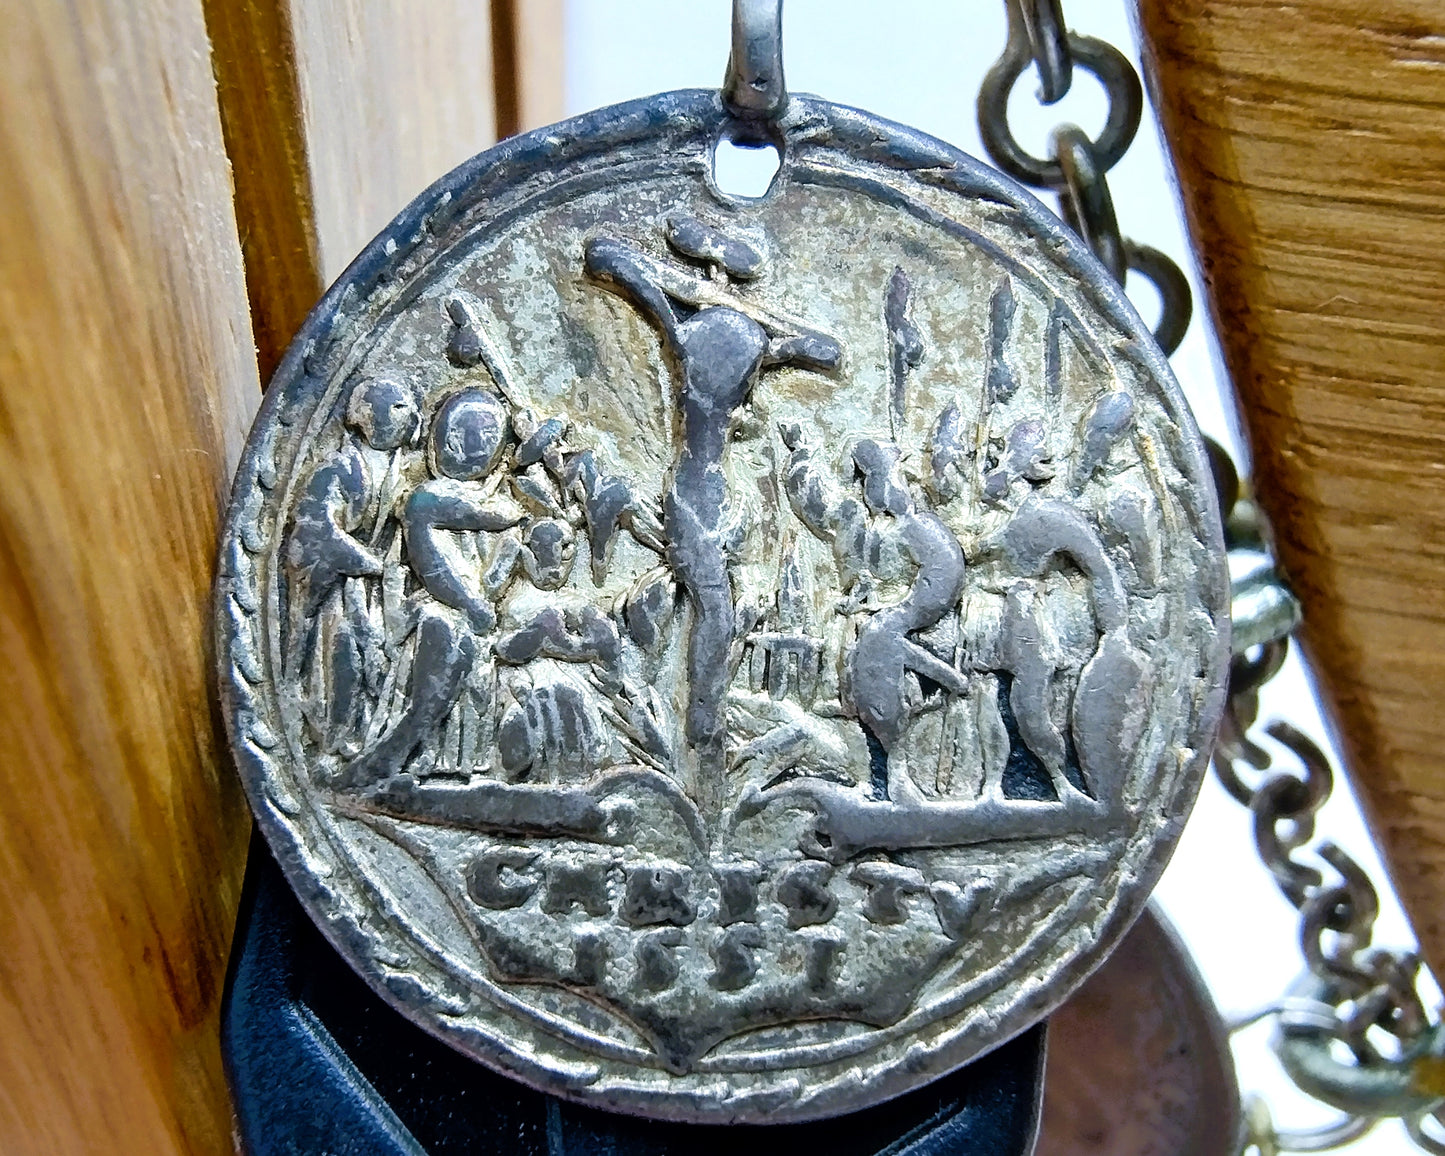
216 91 1229 1123
1041 905 1242 1155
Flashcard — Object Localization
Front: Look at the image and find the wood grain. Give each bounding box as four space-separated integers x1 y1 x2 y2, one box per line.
0 0 261 1151
493 0 566 137
287 0 498 285
1136 0 1445 972
514 0 566 132
0 3 562 1149
204 0 322 385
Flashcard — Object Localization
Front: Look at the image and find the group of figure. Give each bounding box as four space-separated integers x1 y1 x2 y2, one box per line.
779 409 1148 816
282 209 1153 841
284 367 651 791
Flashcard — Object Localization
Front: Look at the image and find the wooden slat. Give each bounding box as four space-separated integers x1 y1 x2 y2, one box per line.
205 0 504 380
493 0 566 137
1136 0 1445 973
0 3 562 1148
0 0 262 1151
287 0 498 285
205 0 322 385
514 0 566 132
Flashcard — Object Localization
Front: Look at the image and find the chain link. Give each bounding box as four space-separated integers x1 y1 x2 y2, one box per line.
1408 1111 1445 1154
978 0 1190 354
1210 427 1445 1148
977 0 1141 187
1242 1094 1376 1155
1018 0 1073 104
980 2 1444 1148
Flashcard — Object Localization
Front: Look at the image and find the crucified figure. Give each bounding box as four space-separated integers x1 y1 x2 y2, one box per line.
584 217 841 815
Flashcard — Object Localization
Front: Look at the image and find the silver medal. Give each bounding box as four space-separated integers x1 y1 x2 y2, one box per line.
215 89 1228 1122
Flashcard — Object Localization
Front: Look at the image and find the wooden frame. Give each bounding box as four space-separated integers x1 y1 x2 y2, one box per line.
1137 0 1445 975
0 2 560 1150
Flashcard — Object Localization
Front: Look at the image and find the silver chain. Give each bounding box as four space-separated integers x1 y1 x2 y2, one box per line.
978 3 1445 1151
977 0 1191 354
1212 463 1445 1154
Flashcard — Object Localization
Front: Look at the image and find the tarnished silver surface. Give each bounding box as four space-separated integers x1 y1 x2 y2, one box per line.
215 91 1229 1123
1040 905 1242 1155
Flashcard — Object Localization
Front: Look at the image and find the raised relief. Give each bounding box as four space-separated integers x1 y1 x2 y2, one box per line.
218 95 1225 1123
273 216 1163 1063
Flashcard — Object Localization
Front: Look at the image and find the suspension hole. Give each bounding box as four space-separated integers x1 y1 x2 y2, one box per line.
712 136 782 200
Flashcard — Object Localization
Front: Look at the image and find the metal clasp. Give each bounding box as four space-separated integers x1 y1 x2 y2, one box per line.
1232 557 1303 656
724 0 787 131
1273 973 1445 1121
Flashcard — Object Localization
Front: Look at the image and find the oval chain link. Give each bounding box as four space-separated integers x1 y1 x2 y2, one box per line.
1408 1111 1445 1154
1019 0 1072 104
1208 432 1445 1143
977 0 1141 187
979 1 1445 1148
979 0 1190 354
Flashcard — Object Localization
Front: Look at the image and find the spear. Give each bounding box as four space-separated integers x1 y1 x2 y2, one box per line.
972 278 1019 501
885 267 924 439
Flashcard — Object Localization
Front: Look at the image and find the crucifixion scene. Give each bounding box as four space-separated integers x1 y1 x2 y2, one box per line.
281 214 1155 844
271 209 1177 1066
